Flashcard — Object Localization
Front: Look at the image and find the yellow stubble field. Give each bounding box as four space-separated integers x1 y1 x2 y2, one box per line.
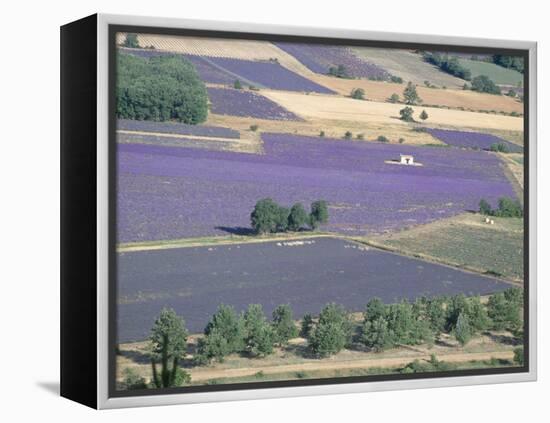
260 90 524 131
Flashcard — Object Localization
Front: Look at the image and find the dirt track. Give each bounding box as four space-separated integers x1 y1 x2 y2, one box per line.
188 350 514 382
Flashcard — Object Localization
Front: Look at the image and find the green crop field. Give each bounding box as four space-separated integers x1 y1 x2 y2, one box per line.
457 58 524 86
369 213 524 282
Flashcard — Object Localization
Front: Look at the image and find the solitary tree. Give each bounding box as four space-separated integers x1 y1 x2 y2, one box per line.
399 106 415 122
272 304 299 346
288 203 308 231
309 200 329 230
149 308 190 388
233 79 243 89
123 33 140 48
388 93 400 103
403 81 422 105
419 110 429 121
243 304 274 357
350 88 365 100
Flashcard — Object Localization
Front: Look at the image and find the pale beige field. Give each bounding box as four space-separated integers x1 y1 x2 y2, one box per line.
261 90 524 131
309 76 524 115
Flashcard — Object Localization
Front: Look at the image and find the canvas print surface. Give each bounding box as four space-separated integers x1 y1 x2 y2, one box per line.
113 31 526 393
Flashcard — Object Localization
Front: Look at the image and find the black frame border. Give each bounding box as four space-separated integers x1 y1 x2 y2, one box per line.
107 23 530 399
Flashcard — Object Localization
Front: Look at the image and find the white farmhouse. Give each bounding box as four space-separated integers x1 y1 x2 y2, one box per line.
400 154 414 165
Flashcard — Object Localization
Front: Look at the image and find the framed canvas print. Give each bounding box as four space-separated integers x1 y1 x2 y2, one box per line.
60 14 537 409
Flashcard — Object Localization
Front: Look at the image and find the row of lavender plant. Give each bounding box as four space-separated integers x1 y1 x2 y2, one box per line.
274 42 390 79
117 118 240 139
207 87 302 121
425 128 523 153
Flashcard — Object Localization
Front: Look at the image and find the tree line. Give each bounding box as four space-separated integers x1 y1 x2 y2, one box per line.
250 198 328 234
116 53 208 124
479 197 523 218
119 287 523 390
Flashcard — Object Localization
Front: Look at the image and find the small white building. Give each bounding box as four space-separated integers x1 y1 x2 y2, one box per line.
400 154 414 165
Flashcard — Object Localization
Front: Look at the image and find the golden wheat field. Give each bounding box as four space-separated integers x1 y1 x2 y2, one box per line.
261 90 524 131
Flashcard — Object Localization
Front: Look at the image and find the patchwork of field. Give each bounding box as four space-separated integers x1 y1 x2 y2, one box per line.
117 237 511 342
368 213 524 282
261 91 524 131
117 35 315 77
456 58 524 86
352 47 466 88
117 133 515 243
307 76 523 114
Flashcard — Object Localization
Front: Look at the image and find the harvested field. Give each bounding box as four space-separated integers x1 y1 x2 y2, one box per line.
261 90 524 131
369 213 524 282
307 76 523 114
117 237 511 342
352 47 466 88
117 134 515 242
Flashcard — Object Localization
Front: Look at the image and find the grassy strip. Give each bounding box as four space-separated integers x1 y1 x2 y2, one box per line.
195 357 516 385
118 232 335 252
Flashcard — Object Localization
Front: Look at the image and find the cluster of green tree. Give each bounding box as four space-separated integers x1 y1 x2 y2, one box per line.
470 75 501 95
390 75 404 84
195 304 298 364
328 65 352 79
362 289 523 352
423 52 472 80
492 55 524 73
250 198 328 234
479 197 523 218
116 53 208 123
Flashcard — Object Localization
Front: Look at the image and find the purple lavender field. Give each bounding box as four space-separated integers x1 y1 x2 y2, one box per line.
426 128 523 153
207 87 302 121
117 119 240 139
119 48 333 93
206 56 334 93
117 133 516 243
118 237 511 341
275 42 390 79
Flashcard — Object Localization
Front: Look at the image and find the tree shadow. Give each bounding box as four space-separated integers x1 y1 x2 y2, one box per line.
119 349 151 365
215 226 256 236
484 332 522 346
